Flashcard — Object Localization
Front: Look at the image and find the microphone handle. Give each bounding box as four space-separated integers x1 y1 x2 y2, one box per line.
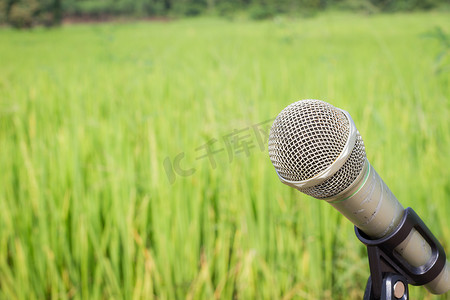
325 159 450 294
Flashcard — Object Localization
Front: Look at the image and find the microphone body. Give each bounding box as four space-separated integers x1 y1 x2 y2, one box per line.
268 99 449 294
329 160 449 294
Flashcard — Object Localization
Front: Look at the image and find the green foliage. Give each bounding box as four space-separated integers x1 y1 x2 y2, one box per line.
172 0 206 16
7 0 39 28
368 0 439 11
62 0 173 17
0 0 7 22
215 1 236 17
1 0 62 27
1 0 450 28
214 0 249 18
331 0 379 14
0 13 449 299
422 26 450 74
248 4 273 20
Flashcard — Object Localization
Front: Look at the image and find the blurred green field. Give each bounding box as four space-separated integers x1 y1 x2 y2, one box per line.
0 12 449 300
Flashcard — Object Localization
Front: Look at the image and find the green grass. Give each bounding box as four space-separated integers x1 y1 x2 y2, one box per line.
0 12 449 300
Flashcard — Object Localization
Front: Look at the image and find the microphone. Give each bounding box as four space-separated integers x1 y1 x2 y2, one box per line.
268 99 450 295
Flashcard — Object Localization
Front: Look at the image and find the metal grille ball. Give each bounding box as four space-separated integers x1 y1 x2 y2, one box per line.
268 99 366 198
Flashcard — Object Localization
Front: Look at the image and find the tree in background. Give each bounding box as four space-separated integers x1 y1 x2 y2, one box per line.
1 0 61 28
368 0 439 11
0 0 446 28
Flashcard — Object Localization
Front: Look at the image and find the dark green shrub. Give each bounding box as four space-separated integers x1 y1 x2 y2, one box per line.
8 0 39 28
0 0 7 23
216 2 236 17
183 3 204 15
369 0 438 11
172 0 206 16
248 5 273 20
332 0 379 13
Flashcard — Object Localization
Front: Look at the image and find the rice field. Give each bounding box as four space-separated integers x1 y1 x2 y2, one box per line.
0 11 449 300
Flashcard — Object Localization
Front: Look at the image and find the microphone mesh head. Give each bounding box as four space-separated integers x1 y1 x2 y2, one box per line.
268 99 366 199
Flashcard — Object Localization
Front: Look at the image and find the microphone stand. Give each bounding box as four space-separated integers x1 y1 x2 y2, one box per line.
355 208 447 300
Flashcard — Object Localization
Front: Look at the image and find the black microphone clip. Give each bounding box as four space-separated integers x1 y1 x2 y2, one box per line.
355 207 447 300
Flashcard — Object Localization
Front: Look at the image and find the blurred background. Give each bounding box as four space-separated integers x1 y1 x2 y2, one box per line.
1 0 450 28
0 0 449 299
